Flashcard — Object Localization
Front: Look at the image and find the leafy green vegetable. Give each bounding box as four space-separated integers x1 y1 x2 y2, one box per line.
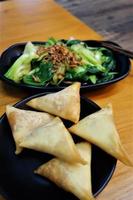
66 39 81 46
23 61 53 86
70 44 106 72
65 66 87 80
45 37 63 47
87 75 97 84
65 67 98 84
86 65 101 74
97 72 117 83
5 42 38 83
23 41 37 55
94 48 116 71
52 65 66 85
45 37 58 47
4 38 117 86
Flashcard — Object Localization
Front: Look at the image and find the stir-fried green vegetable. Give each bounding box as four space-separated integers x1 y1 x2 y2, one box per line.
23 61 53 86
5 42 38 83
4 38 117 86
71 44 106 72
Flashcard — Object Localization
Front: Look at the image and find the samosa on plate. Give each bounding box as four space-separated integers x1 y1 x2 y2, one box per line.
6 105 54 154
69 105 132 166
26 82 81 123
20 117 86 164
35 142 95 200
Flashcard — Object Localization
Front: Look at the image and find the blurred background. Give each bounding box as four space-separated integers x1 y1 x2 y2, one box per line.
56 0 133 50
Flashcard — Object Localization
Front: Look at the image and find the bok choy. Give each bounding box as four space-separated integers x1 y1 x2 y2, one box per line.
4 38 117 86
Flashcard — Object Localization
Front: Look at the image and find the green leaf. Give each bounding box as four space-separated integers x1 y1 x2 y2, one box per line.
83 75 97 84
66 39 81 46
65 66 87 80
71 44 106 72
97 72 117 83
5 42 38 83
88 75 97 84
23 62 53 86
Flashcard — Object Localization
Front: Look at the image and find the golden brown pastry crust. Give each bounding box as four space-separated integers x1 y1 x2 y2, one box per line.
35 142 95 200
26 82 81 123
20 117 86 164
69 105 133 166
6 105 54 154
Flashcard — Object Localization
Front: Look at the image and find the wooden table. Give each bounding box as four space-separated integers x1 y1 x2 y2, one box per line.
0 0 133 200
56 0 133 51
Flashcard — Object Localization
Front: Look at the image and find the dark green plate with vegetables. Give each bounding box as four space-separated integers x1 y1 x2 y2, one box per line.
0 38 131 92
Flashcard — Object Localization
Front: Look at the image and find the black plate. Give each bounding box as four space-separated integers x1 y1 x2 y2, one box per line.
0 40 131 93
0 94 117 200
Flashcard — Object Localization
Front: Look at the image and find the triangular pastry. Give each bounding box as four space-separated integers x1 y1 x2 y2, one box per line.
6 105 54 154
69 105 132 166
26 82 81 123
20 117 86 164
35 142 94 200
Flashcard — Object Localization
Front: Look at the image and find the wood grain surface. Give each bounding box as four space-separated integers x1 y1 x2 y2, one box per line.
0 0 133 200
56 0 133 51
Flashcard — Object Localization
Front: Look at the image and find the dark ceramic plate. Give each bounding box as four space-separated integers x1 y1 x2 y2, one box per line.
0 94 117 200
0 40 131 93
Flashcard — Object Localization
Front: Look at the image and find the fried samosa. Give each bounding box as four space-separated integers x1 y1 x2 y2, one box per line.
6 105 54 154
20 117 86 164
35 142 94 200
26 82 81 123
69 105 132 166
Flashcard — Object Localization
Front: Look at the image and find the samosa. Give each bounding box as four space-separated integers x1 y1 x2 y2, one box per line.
26 82 81 123
6 105 54 154
69 105 132 166
20 117 86 164
35 142 95 200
